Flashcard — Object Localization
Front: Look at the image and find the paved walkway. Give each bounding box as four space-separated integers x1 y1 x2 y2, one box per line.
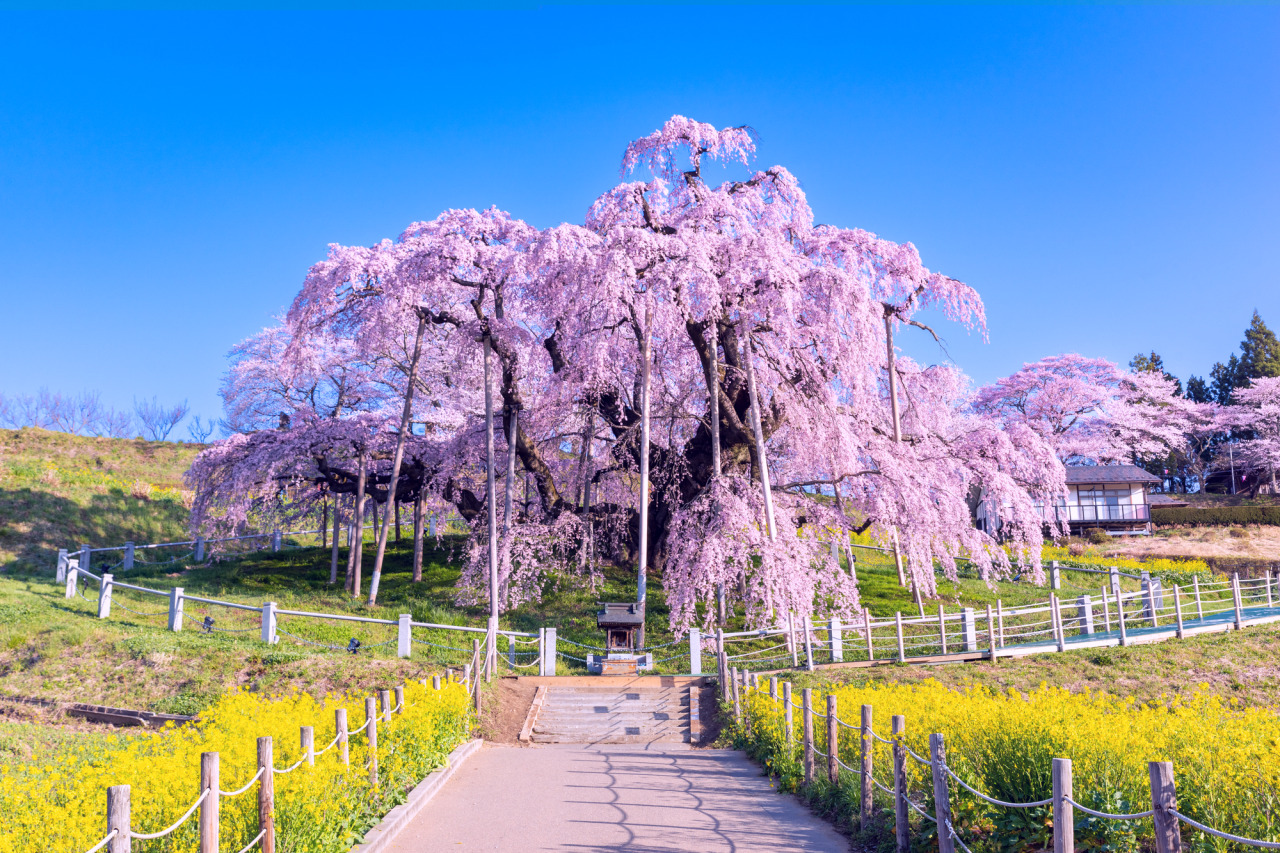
384 743 849 853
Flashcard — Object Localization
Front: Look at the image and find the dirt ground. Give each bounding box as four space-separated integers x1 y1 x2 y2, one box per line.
476 677 537 744
1107 525 1280 560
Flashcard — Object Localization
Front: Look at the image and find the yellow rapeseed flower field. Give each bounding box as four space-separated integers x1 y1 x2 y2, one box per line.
741 679 1279 852
0 680 470 853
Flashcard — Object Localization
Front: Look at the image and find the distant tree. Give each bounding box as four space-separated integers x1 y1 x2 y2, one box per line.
187 416 216 444
134 397 190 441
1219 377 1280 495
0 388 134 437
1210 355 1243 405
1240 310 1280 380
1129 351 1183 396
1185 375 1212 404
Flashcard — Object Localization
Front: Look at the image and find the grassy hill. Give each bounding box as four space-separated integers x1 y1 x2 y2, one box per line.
0 428 200 572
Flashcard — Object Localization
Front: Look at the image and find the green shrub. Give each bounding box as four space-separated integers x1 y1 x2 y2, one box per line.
1087 528 1111 545
1152 505 1280 527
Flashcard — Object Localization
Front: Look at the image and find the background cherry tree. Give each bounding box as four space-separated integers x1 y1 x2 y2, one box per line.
189 116 1069 633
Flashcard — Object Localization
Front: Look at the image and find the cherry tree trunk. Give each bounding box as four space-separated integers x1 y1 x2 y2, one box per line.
369 313 427 605
347 452 368 596
484 335 499 671
636 315 653 646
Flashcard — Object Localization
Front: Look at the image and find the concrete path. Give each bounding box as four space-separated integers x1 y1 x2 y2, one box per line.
384 743 849 853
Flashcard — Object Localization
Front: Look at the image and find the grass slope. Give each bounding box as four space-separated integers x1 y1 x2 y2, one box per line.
0 428 200 572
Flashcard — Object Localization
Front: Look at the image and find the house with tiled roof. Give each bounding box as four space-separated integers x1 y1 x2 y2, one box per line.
977 464 1163 538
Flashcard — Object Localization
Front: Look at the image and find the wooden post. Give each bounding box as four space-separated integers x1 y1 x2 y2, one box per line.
397 614 412 659
56 548 69 583
257 737 275 853
394 685 404 713
1116 590 1128 646
961 607 977 652
1232 574 1244 630
803 614 815 671
300 725 314 766
892 715 908 853
1053 758 1073 853
783 682 793 746
787 611 800 668
335 709 349 767
365 697 379 788
938 605 948 654
1148 761 1181 853
732 667 742 724
471 639 482 714
930 734 955 853
1077 595 1094 636
1193 575 1203 621
65 562 78 599
986 604 996 661
1050 560 1061 590
826 694 838 783
996 599 1005 648
1052 594 1066 652
1174 586 1185 639
769 676 778 700
689 628 702 674
716 629 726 696
199 752 219 853
1267 570 1274 609
864 608 875 661
688 684 702 743
860 704 873 829
260 601 277 645
801 688 814 785
1101 587 1112 633
432 674 441 691
380 689 392 723
829 617 843 662
107 785 131 853
195 536 206 562
895 611 905 663
123 541 135 571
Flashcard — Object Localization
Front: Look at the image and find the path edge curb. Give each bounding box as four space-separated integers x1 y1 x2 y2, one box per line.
352 737 484 853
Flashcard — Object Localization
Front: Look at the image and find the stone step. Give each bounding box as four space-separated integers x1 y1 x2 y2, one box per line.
529 732 690 744
540 701 689 712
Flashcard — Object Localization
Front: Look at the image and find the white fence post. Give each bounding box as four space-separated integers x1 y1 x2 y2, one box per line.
830 616 843 662
1053 758 1073 853
80 545 91 575
961 607 977 652
65 562 79 599
1109 565 1121 596
540 628 556 676
428 514 436 538
397 614 411 659
1232 574 1244 629
1050 561 1061 591
98 573 114 619
56 548 69 583
195 536 206 562
271 531 282 552
261 602 277 644
123 542 135 571
1077 595 1094 635
689 629 701 675
169 587 184 632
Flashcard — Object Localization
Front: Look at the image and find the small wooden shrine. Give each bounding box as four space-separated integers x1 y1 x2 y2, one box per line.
592 602 649 676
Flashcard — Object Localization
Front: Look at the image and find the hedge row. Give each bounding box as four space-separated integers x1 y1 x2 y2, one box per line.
1151 505 1280 527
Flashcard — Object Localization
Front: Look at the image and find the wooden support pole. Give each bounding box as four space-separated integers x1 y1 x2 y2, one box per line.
802 688 814 785
432 674 441 691
106 785 131 853
1232 574 1244 630
300 725 314 767
986 604 997 661
1101 587 1112 633
732 667 742 724
1053 758 1073 853
1146 577 1160 629
380 689 392 723
471 639 482 714
938 605 947 654
803 614 815 671
895 611 905 663
930 733 955 853
860 704 873 829
864 608 875 662
394 685 404 713
199 752 219 853
1148 761 1181 853
826 694 838 784
892 715 908 853
1116 590 1128 646
996 599 1005 648
1174 585 1185 639
1193 575 1204 621
365 697 379 788
783 682 794 746
335 709 349 767
257 737 275 853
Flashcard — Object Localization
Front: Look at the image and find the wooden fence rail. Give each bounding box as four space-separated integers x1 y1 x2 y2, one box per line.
721 667 1280 852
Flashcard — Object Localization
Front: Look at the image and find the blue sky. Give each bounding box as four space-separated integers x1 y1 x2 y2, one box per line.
1 6 1276 432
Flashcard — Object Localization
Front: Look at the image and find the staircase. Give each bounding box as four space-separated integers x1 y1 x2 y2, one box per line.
523 681 705 745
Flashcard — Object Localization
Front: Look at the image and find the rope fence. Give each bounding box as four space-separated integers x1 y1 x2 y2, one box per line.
81 675 462 853
721 666 1280 853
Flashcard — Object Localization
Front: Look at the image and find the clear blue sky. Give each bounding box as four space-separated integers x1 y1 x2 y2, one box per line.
1 6 1276 431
